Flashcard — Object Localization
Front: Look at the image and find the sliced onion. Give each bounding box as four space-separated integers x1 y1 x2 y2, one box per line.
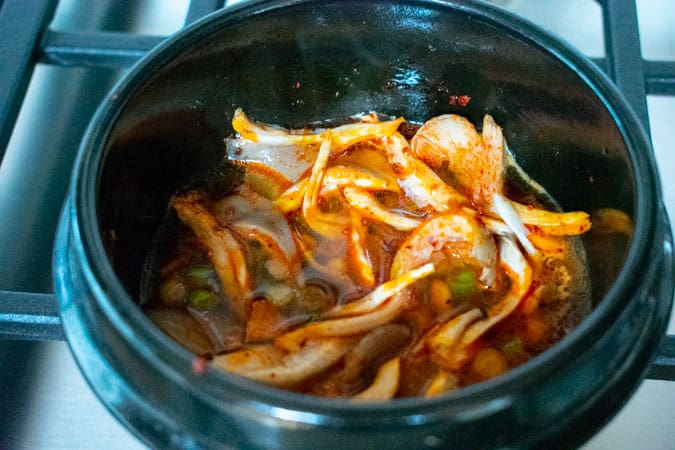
341 324 411 383
214 338 353 387
343 187 422 231
171 192 250 319
302 136 337 237
324 262 434 318
425 370 460 398
464 236 532 341
509 200 591 236
428 308 483 370
242 161 292 200
232 108 403 150
348 209 375 287
213 343 283 372
384 133 466 211
276 293 409 351
214 193 299 271
448 236 534 369
275 179 308 213
146 308 214 357
188 304 245 353
303 211 351 239
498 234 531 286
389 212 497 285
323 165 398 193
226 138 314 183
492 193 536 255
276 166 398 214
352 357 400 401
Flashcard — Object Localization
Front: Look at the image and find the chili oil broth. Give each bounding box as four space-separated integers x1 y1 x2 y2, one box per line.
142 123 592 398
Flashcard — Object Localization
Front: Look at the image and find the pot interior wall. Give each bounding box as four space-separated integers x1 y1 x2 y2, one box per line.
96 2 634 307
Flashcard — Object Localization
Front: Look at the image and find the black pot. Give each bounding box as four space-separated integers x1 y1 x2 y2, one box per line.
53 1 674 449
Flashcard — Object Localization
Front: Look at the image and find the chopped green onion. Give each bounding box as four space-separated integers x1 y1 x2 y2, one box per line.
448 271 477 298
186 265 215 282
502 337 527 362
455 271 474 284
187 289 219 310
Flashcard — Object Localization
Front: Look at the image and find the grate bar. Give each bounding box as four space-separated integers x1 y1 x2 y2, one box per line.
40 30 164 69
185 0 225 25
644 60 675 96
0 291 63 340
600 0 650 129
647 335 675 381
0 0 58 161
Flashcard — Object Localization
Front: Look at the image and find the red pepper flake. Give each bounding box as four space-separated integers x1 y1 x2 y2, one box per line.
449 95 471 107
192 357 208 375
391 163 404 175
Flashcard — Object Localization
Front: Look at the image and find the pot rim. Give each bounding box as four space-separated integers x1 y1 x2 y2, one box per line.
65 0 663 417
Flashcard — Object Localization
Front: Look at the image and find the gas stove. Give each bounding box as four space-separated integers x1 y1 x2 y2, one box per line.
1 1 673 448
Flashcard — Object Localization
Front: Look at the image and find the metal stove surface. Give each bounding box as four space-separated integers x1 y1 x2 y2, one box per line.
1 1 674 449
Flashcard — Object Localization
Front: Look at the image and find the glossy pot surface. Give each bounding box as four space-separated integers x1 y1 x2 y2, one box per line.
53 1 674 449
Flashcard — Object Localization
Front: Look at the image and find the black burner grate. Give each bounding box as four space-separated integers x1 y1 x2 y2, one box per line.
0 0 673 378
